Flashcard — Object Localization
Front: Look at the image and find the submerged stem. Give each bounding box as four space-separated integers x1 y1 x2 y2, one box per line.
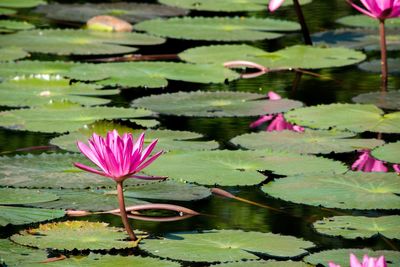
293 0 312 45
379 19 388 90
116 181 137 241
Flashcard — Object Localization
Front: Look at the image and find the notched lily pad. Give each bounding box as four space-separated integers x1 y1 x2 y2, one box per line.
0 61 76 80
0 47 29 62
141 230 315 262
352 90 400 110
0 239 48 267
11 221 140 250
313 215 400 240
358 58 400 74
371 141 400 164
131 91 303 117
262 172 400 210
231 129 384 154
213 261 313 267
0 188 59 205
337 15 400 29
134 16 300 42
0 206 65 227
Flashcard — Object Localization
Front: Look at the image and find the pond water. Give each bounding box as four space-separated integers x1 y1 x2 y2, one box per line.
0 0 400 266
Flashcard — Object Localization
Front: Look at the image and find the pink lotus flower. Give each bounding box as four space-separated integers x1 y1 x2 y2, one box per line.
74 130 164 183
346 0 400 20
329 253 387 267
269 0 286 11
394 164 400 173
351 149 388 172
250 91 304 132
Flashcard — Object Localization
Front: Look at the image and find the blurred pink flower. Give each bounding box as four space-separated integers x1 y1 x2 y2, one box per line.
250 91 304 132
346 0 400 20
74 130 164 183
352 149 388 172
329 253 387 267
394 164 400 173
269 0 286 11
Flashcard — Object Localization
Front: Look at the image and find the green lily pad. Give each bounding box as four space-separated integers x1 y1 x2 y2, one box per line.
66 62 240 88
313 215 400 240
130 119 159 128
0 188 59 205
285 103 400 133
143 150 347 186
372 141 400 164
358 59 400 74
0 153 156 189
0 206 65 227
0 239 48 267
131 91 303 117
31 189 148 211
213 261 312 267
0 47 29 62
35 2 188 23
159 0 312 12
0 20 34 32
0 102 152 133
134 17 300 41
262 172 400 210
0 8 16 15
352 91 400 110
0 77 119 107
141 230 315 262
180 44 366 69
0 29 165 55
337 15 400 29
0 61 76 80
11 221 138 250
0 0 46 8
231 130 384 154
304 249 400 267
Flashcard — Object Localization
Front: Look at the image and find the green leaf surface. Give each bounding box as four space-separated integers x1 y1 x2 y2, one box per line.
141 230 315 262
179 44 366 69
0 61 76 80
0 153 156 189
0 77 118 107
131 91 303 117
352 91 400 110
0 0 46 8
143 150 347 186
0 47 29 62
313 215 400 239
0 188 59 205
35 2 187 23
213 261 312 267
262 172 400 210
0 206 65 227
0 103 152 133
0 8 16 15
134 17 300 41
285 103 400 133
231 130 384 154
0 239 48 267
0 20 34 31
304 249 400 267
337 15 400 29
159 0 311 12
371 141 400 164
11 221 139 250
67 62 240 88
358 58 400 74
0 29 165 55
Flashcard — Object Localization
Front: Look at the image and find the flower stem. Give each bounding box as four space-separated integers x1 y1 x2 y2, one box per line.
116 181 137 241
379 19 388 90
293 0 312 45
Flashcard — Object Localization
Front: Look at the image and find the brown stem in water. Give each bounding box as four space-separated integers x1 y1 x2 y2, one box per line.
116 181 137 241
379 19 388 90
293 0 312 45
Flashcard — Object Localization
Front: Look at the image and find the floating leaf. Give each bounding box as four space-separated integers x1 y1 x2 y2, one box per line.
0 77 118 107
143 150 347 186
35 2 188 23
0 153 155 189
0 47 29 62
358 59 400 74
11 221 139 250
130 119 159 128
262 172 400 210
134 17 300 41
0 8 16 15
0 206 65 227
304 249 400 267
313 215 400 240
131 91 303 117
285 103 400 133
213 261 312 267
231 130 384 154
0 103 152 133
0 20 34 32
179 44 366 69
159 0 312 12
141 230 315 262
0 239 48 267
67 62 240 88
352 91 400 110
0 0 46 8
0 188 59 205
0 61 76 80
371 141 400 164
337 15 400 29
0 29 165 55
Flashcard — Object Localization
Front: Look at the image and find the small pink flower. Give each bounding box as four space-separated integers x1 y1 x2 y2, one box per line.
346 0 400 20
74 130 164 183
351 150 388 172
329 253 387 267
393 164 400 173
268 0 286 11
329 263 341 267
